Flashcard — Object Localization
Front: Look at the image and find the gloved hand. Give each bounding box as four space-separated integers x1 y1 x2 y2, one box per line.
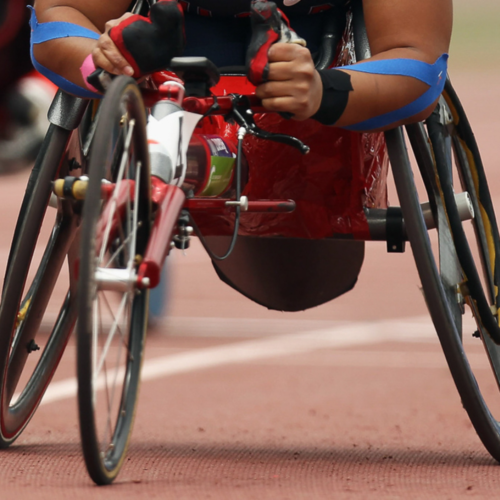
109 0 185 78
246 0 306 86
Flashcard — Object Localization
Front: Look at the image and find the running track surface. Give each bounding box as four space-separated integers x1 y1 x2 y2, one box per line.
1 70 500 499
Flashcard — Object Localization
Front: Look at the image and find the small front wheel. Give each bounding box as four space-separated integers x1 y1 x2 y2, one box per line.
77 76 151 485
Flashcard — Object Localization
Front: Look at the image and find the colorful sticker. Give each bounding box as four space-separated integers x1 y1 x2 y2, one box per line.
200 155 236 196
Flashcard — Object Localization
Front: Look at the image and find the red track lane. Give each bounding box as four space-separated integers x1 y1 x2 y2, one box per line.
0 69 499 499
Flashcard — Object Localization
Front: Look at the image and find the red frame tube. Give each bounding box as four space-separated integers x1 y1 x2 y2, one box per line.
138 177 186 288
185 198 296 214
94 180 135 251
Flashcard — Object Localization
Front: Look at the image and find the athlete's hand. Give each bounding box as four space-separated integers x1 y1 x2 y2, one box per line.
255 43 323 120
91 13 135 77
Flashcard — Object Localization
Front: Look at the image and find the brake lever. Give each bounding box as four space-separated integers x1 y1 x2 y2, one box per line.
230 95 310 155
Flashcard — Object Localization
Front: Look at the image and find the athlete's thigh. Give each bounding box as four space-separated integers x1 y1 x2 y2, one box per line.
33 0 131 31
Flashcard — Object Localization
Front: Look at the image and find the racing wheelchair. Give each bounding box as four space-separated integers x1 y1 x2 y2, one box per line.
1 0 500 486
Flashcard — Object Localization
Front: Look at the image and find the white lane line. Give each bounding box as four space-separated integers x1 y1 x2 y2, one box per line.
258 350 489 370
160 316 353 338
39 315 463 406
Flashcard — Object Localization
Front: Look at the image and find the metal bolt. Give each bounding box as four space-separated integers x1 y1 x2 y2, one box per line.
27 339 40 353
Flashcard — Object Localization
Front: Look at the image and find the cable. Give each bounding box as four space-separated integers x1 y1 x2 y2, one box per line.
188 127 246 261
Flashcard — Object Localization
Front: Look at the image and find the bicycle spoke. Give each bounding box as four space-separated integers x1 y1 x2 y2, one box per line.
129 161 141 263
92 294 100 405
94 293 129 378
99 120 136 263
104 224 140 270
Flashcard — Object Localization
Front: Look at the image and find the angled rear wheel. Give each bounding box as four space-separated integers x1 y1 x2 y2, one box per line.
0 120 84 447
390 78 500 461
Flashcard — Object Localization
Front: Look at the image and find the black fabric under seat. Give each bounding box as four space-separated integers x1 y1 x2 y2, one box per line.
205 235 365 312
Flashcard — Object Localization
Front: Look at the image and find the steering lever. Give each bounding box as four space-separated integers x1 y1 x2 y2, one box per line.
230 95 310 155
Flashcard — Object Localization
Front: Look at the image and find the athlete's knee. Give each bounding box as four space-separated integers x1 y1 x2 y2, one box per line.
29 6 101 99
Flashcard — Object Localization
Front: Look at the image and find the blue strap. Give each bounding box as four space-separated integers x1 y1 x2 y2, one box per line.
343 55 448 86
29 7 102 99
341 54 448 131
29 6 100 44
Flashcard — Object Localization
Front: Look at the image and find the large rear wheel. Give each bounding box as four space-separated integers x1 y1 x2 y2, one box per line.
0 122 83 447
389 78 500 461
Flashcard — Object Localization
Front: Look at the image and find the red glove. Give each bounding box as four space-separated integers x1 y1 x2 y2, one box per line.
246 0 306 86
109 0 185 78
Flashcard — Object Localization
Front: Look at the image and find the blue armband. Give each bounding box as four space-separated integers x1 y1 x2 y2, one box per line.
341 54 448 131
29 6 102 99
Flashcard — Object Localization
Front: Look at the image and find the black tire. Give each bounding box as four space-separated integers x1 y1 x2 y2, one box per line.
0 124 82 447
387 78 500 462
77 76 151 485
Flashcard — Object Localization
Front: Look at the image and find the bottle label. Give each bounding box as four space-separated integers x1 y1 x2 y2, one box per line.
199 135 236 196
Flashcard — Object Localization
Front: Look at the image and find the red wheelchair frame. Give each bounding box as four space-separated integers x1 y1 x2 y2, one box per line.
118 69 388 292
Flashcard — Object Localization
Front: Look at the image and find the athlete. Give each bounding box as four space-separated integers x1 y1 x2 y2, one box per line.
30 0 452 131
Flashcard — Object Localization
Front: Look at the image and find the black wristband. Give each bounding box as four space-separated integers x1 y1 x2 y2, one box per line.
311 69 353 126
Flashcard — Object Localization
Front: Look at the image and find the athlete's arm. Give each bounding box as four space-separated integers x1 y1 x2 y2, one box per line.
255 0 453 131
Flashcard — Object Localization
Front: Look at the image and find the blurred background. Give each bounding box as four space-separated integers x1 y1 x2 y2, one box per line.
0 0 55 174
451 0 500 70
